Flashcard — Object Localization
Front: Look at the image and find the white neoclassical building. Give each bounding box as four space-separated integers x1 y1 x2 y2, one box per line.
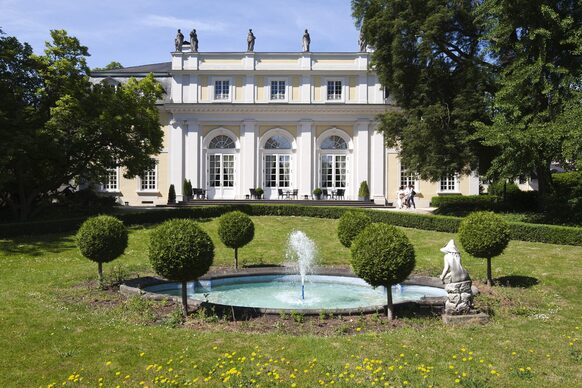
91 47 479 207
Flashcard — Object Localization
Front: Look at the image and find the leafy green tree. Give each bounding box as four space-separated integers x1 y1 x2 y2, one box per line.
474 0 582 197
352 0 494 181
218 211 255 269
337 210 371 248
0 30 164 220
149 219 214 317
92 61 124 72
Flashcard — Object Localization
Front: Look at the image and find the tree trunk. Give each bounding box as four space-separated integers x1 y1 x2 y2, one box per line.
234 248 238 270
486 257 492 286
181 281 188 317
98 262 104 288
386 287 394 320
535 165 553 210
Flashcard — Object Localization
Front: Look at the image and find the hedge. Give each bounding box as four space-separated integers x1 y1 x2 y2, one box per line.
1 204 581 247
431 195 498 209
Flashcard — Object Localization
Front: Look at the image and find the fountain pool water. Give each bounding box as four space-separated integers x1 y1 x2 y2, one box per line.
286 231 316 300
143 274 447 312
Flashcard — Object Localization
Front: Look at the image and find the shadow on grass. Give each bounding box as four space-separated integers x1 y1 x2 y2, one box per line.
495 275 539 288
0 234 76 257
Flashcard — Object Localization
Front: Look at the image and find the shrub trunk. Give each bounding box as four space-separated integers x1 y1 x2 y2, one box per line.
98 262 103 284
181 281 189 317
386 288 394 320
487 257 492 286
234 247 239 269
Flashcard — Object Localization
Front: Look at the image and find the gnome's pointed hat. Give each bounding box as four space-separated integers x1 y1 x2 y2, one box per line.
440 239 459 254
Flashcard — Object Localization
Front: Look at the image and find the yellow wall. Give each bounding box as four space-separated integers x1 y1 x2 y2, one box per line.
256 76 265 101
259 125 297 138
202 125 241 137
315 125 353 138
292 76 300 102
313 76 321 101
199 75 208 101
349 76 357 102
235 76 244 102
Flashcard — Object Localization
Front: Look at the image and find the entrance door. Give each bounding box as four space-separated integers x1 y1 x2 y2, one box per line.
321 154 347 189
207 154 235 199
264 154 291 199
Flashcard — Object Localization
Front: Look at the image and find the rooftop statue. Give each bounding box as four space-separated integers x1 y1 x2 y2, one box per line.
175 29 184 52
189 29 198 52
302 29 311 52
247 29 256 52
358 30 367 52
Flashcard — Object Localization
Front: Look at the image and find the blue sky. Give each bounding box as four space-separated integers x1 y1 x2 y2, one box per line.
0 0 360 68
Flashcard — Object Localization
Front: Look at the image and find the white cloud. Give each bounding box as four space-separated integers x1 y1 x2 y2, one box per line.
141 15 228 33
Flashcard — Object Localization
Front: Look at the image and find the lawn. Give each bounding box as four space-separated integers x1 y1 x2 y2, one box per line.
0 215 581 387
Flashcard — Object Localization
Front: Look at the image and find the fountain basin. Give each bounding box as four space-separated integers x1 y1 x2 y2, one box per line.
124 269 448 315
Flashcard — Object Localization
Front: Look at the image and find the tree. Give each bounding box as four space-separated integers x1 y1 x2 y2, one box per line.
474 0 582 198
77 215 128 285
352 0 494 181
218 211 255 269
337 210 371 248
351 223 416 319
0 30 164 221
149 219 214 317
458 211 510 285
92 61 124 72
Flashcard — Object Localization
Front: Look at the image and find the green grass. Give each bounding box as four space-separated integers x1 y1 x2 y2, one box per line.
1 216 581 387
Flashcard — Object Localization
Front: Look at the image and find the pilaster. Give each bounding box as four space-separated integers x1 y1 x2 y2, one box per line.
297 119 314 197
169 119 186 201
185 119 200 188
369 124 386 204
353 119 370 198
239 120 257 198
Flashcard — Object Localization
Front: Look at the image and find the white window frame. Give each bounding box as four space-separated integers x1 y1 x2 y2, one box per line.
267 78 289 103
439 174 460 193
100 167 120 192
211 77 233 102
399 163 419 192
138 165 158 192
324 77 346 103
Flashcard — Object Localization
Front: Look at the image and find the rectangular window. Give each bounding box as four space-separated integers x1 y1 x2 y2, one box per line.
321 155 333 188
400 165 416 189
270 80 286 100
102 168 118 191
222 155 234 187
264 155 290 187
140 168 157 191
209 155 221 187
214 80 230 100
327 80 342 100
335 155 346 187
440 174 457 192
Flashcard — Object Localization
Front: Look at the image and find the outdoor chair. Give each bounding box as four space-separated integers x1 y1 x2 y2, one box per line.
291 189 298 199
278 188 284 199
322 189 330 200
335 188 345 200
249 188 258 199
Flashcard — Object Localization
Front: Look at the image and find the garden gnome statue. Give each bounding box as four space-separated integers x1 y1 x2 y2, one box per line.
247 29 256 51
439 239 474 314
302 29 311 52
189 29 198 52
175 29 184 52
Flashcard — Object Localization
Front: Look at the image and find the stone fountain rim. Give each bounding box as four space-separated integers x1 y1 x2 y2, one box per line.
120 267 467 316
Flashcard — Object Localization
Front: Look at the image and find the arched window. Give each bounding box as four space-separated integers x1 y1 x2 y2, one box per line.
264 135 292 149
320 135 347 150
209 135 235 149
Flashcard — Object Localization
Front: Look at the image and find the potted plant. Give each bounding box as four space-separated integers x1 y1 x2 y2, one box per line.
358 180 370 201
255 187 264 199
313 187 322 200
182 179 193 201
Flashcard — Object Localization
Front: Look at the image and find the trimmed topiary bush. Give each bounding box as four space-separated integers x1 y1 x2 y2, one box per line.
358 180 370 200
351 223 416 319
168 184 176 204
337 210 372 248
459 211 510 286
149 219 214 316
218 211 255 269
77 215 128 284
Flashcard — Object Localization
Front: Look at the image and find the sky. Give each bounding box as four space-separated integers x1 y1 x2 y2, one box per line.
0 0 361 69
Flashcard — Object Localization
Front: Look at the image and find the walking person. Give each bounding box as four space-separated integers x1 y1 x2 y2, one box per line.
396 186 405 209
408 184 416 209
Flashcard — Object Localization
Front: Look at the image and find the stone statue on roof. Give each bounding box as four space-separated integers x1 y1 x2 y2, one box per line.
358 29 367 52
247 29 256 51
175 29 184 52
302 29 311 52
190 29 198 52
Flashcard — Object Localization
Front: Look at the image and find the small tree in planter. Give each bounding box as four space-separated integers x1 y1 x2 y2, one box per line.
149 219 214 317
358 180 370 201
459 211 510 286
77 215 128 285
218 211 255 269
254 187 264 199
167 184 176 204
351 223 415 320
313 188 322 200
337 210 372 248
182 179 192 201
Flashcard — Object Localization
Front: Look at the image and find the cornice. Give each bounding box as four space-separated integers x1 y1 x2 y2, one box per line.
163 103 397 115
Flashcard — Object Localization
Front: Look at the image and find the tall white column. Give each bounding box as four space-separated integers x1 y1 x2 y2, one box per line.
239 120 257 198
369 124 386 205
297 120 314 197
185 119 200 188
353 119 370 198
169 119 186 201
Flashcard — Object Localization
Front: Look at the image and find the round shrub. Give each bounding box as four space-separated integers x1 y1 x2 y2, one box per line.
77 215 128 282
337 210 372 248
149 219 214 281
218 211 255 269
459 211 510 285
351 223 415 318
459 211 510 259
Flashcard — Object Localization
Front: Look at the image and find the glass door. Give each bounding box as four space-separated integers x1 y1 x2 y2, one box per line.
207 154 235 199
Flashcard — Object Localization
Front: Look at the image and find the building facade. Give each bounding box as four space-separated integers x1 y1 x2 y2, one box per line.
91 49 479 207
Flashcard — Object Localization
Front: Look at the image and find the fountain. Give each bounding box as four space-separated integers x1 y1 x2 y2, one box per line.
285 231 316 301
135 231 449 315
